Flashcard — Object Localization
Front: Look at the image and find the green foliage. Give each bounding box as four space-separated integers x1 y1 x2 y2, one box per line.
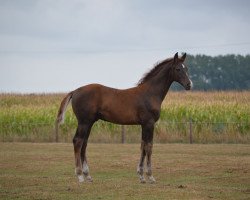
0 92 249 143
171 54 250 90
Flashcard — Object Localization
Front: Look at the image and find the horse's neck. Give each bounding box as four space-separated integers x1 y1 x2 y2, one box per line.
143 66 173 102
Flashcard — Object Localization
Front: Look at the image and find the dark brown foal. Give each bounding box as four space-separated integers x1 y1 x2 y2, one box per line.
56 52 192 183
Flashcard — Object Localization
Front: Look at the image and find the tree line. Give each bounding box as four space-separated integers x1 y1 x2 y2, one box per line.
171 54 250 91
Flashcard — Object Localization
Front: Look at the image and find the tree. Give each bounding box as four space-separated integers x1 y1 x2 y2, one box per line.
171 54 250 91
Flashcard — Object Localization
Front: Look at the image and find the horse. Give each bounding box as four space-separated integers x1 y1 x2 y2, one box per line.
55 52 192 183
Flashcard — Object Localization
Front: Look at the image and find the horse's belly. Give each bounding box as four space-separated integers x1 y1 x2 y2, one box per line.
99 107 139 125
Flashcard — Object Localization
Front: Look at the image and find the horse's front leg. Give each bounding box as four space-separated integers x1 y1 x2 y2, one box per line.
145 142 156 183
138 122 156 183
137 141 146 183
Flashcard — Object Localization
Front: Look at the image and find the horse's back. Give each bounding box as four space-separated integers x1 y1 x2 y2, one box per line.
71 84 141 124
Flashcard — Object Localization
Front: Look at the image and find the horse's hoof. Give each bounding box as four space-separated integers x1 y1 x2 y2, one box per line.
140 179 146 184
139 176 146 183
77 175 84 183
148 176 156 184
85 175 93 182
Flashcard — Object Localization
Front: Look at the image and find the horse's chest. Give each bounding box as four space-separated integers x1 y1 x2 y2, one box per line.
138 103 160 123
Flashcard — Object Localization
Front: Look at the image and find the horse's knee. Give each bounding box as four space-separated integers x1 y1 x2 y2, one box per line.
73 136 84 148
145 143 153 152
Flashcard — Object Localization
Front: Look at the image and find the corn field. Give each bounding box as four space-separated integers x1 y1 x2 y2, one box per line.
0 91 249 143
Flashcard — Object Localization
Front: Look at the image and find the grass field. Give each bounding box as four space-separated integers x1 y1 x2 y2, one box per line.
0 143 249 200
0 91 249 143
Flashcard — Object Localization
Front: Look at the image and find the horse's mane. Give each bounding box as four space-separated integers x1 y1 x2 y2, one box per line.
137 57 173 86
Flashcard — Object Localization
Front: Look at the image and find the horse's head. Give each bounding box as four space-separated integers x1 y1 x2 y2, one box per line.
172 52 192 90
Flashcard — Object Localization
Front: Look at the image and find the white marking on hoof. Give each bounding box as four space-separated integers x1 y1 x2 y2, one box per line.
139 175 146 184
78 175 84 183
148 176 156 184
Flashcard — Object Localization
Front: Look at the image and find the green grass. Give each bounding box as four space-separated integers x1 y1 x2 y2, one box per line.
0 143 249 199
0 91 249 143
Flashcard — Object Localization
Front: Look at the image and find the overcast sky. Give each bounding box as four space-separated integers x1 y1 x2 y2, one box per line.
1 0 250 93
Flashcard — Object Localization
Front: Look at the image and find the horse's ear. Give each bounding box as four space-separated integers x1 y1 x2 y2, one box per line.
174 52 178 63
180 53 186 62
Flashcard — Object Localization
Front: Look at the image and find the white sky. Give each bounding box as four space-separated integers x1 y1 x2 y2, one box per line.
0 0 250 93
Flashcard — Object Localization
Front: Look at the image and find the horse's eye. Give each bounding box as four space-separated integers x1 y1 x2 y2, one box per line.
176 68 181 72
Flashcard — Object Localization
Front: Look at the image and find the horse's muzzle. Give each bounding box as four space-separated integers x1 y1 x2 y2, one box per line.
185 81 192 90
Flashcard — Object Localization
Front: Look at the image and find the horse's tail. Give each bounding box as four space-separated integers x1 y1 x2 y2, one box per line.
55 91 74 142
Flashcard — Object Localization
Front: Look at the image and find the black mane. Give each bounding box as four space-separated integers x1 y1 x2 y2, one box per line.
137 57 173 86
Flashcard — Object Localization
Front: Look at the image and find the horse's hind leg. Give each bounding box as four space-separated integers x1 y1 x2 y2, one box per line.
81 142 93 182
73 123 92 183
